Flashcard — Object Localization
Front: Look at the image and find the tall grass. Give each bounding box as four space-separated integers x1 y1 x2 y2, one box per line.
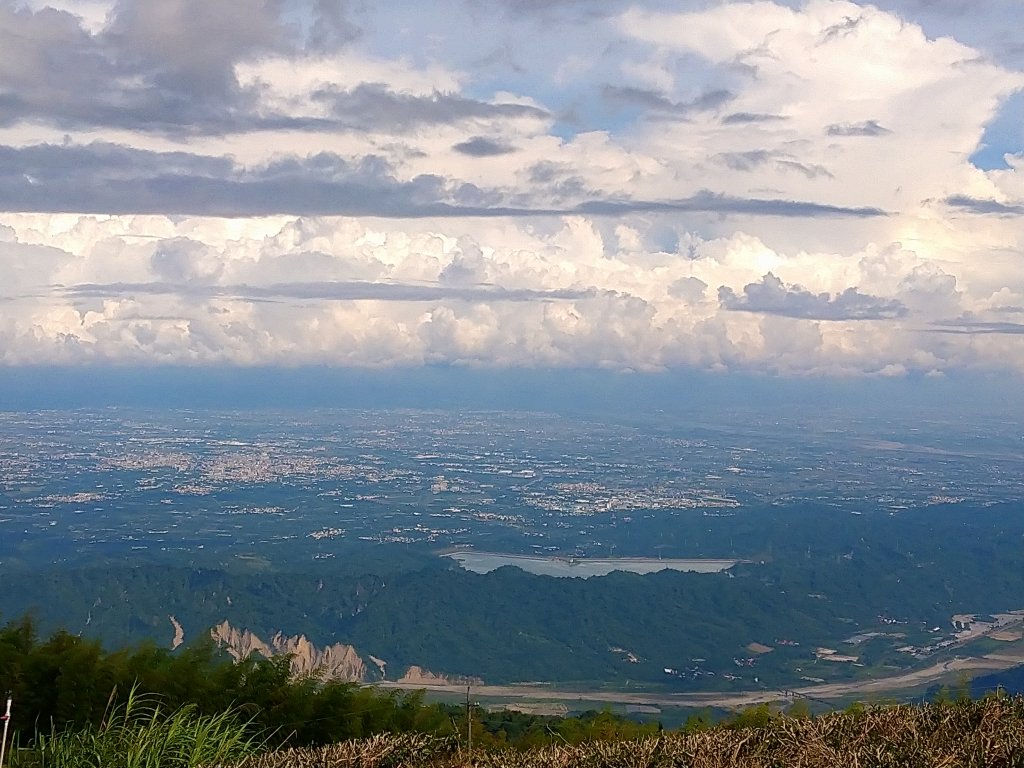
228 696 1024 768
10 693 1024 767
10 687 265 768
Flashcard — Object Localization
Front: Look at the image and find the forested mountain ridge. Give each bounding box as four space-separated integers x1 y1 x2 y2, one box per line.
5 501 1024 690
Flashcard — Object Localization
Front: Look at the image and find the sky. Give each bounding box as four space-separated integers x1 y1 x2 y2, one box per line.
1 0 1024 386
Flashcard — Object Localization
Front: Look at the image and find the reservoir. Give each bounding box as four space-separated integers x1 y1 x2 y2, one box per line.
445 551 741 578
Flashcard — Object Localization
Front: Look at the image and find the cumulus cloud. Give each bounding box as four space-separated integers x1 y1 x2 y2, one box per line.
0 210 1007 374
0 0 1022 375
667 276 708 303
718 273 907 320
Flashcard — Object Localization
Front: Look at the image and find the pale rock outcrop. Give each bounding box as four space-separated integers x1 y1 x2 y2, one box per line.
210 620 371 682
169 615 185 650
397 665 483 687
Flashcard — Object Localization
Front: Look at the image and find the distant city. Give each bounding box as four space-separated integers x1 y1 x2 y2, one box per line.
1 406 1020 567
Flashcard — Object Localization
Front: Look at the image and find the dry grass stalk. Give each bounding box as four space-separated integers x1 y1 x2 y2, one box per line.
216 696 1024 768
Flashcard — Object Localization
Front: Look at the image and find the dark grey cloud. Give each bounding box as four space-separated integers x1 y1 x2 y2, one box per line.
486 0 633 22
527 161 578 184
776 160 834 179
2 2 537 139
524 161 591 202
0 141 235 185
715 151 832 179
552 193 884 218
944 195 1024 215
892 0 973 12
0 75 541 139
716 150 774 171
826 120 892 137
452 137 518 156
930 318 1024 334
0 6 125 127
312 83 549 132
0 142 886 219
602 85 733 116
103 0 286 99
821 15 864 43
719 273 907 320
721 112 788 125
0 1 295 136
0 142 493 216
499 0 622 10
306 0 361 50
60 280 597 303
0 6 111 95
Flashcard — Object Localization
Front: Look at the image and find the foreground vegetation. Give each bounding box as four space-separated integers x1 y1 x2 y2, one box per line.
10 696 1024 768
6 616 1024 766
225 697 1024 768
11 689 263 768
0 616 657 754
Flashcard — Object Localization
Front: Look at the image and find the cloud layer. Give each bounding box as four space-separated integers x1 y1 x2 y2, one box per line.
0 0 1022 375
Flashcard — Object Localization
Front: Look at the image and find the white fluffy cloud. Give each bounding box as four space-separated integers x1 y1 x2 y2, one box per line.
0 207 1016 374
0 0 1022 375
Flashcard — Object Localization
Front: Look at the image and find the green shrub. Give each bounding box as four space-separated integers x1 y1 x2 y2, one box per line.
10 687 264 768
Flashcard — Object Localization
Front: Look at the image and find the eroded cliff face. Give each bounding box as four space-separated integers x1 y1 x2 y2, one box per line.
210 621 482 685
396 665 483 687
210 621 371 682
169 615 185 650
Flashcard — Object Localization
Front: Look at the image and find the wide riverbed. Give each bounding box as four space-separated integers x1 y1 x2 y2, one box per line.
445 551 741 578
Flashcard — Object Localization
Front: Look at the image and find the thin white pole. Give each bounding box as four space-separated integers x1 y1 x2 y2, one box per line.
0 692 11 768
